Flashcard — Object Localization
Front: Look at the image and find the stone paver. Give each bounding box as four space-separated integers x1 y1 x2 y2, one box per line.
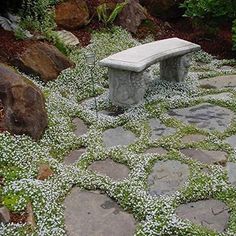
148 160 189 196
148 118 176 141
181 149 227 165
202 93 233 101
64 148 86 165
200 75 236 89
0 206 10 223
88 158 129 181
103 127 136 148
144 147 167 155
64 188 136 236
72 118 88 136
225 135 236 149
181 134 206 144
176 199 229 233
169 103 234 132
226 162 236 187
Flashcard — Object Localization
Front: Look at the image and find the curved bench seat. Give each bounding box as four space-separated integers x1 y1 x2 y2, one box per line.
99 38 201 107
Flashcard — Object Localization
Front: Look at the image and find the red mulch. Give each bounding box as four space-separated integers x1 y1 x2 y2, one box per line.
136 17 235 59
0 101 5 133
0 28 34 63
10 211 28 224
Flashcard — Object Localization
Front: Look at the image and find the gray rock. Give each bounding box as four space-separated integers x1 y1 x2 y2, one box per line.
169 103 234 132
226 162 236 187
181 134 206 144
88 158 129 181
148 118 176 141
220 66 235 71
64 148 86 165
176 199 230 233
0 206 10 223
200 75 236 89
148 160 189 196
160 54 191 82
103 127 136 148
64 188 136 236
144 147 167 155
72 118 88 136
201 93 233 101
181 149 227 165
225 135 236 149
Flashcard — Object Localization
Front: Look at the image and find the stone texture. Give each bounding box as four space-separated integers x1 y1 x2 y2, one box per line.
64 188 136 236
56 30 80 46
140 0 185 19
100 38 200 107
148 160 189 196
0 206 10 223
100 38 200 73
116 0 147 33
160 54 191 82
55 0 89 29
181 149 227 165
108 68 148 107
169 103 234 132
144 147 167 155
37 164 53 180
176 199 229 233
200 75 236 89
64 148 86 165
103 126 136 148
181 134 206 144
0 63 48 140
26 202 36 229
226 162 236 187
12 42 75 82
88 158 129 181
148 118 176 141
72 118 88 136
225 135 236 149
201 93 233 101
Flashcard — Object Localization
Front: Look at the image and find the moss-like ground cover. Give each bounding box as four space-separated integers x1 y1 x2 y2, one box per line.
1 27 236 236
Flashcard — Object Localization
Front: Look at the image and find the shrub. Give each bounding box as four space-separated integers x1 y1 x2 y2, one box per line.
182 0 236 50
233 19 236 51
182 0 236 19
96 1 128 26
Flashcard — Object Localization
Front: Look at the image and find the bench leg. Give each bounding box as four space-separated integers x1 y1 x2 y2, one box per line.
108 68 147 107
160 55 191 82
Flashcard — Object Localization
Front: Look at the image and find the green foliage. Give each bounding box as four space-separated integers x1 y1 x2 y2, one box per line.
233 20 236 51
96 0 128 26
182 0 236 19
182 0 236 50
14 26 28 40
3 191 28 212
20 0 57 32
45 30 70 55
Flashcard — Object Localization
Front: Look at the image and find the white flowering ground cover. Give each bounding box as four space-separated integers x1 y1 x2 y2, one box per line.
1 27 236 236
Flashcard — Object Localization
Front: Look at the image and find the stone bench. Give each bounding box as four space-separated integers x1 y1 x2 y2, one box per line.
99 37 201 107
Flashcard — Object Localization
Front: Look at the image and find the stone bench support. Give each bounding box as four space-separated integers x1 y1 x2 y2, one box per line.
100 38 201 107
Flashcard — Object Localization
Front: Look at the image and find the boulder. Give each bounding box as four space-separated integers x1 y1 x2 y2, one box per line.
55 0 90 29
37 164 53 180
140 0 184 19
0 63 48 140
11 42 75 83
116 0 147 33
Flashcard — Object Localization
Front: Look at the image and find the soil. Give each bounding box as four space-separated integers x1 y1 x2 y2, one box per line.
10 211 28 224
0 101 4 133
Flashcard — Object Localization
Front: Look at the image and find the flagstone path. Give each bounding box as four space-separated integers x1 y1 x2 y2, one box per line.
63 74 236 236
